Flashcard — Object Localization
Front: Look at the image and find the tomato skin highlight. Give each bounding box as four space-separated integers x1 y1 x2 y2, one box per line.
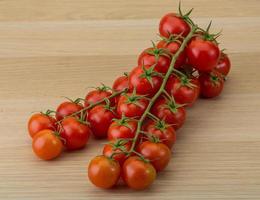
60 117 91 150
56 101 83 121
165 75 200 106
32 129 63 160
143 120 176 149
122 156 156 190
199 71 224 98
129 66 163 97
28 113 56 138
138 141 171 172
138 48 171 74
103 141 131 166
117 94 149 119
215 53 231 76
112 75 129 92
88 155 121 189
159 13 191 38
187 37 220 72
87 105 117 139
107 120 137 141
151 98 186 130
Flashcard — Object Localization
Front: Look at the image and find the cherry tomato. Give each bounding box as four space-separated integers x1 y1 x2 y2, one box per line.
87 105 117 139
56 100 83 121
215 52 231 76
151 98 186 130
117 93 149 119
112 74 129 92
138 141 171 172
157 38 186 68
32 129 63 160
138 47 171 74
159 13 191 38
165 74 200 106
122 156 156 190
59 117 91 150
107 118 137 141
143 119 176 149
199 71 224 98
187 37 220 72
103 140 131 166
129 66 162 97
84 86 114 107
88 155 121 189
28 112 56 138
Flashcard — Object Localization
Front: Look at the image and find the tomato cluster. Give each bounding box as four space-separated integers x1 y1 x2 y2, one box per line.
27 5 231 190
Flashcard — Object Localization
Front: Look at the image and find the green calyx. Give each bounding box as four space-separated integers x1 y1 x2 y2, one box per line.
139 64 163 88
112 115 134 130
178 2 194 26
96 83 112 92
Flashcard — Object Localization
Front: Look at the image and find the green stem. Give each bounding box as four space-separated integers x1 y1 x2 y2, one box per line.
129 25 197 152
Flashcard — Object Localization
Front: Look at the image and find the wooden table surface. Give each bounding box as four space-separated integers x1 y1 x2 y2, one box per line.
0 0 260 199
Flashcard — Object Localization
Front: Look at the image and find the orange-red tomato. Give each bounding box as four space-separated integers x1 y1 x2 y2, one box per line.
138 141 171 172
56 101 83 121
32 129 63 160
122 156 156 190
28 113 56 138
88 155 121 189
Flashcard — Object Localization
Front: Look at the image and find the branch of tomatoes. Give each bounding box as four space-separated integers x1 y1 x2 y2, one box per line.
27 3 231 191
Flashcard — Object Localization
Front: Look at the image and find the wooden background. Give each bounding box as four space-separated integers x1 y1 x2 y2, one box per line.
0 0 260 199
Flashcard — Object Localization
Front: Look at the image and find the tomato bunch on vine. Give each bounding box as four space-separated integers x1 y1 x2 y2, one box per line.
27 4 231 190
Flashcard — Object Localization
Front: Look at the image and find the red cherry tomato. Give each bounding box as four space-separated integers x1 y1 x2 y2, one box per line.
138 47 171 74
117 93 149 119
107 118 137 141
32 129 63 160
88 155 121 189
103 140 131 166
129 66 162 97
28 112 56 138
122 156 156 190
215 52 231 76
56 100 83 121
138 141 171 172
112 74 129 92
157 39 186 68
87 105 117 139
187 37 220 72
60 117 91 150
151 98 186 130
165 74 200 106
159 13 191 38
199 71 224 98
143 119 176 149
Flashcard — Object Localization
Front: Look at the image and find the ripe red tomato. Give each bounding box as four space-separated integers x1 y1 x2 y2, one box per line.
32 129 63 160
199 71 224 98
129 66 162 97
165 74 200 106
28 113 56 138
159 13 191 38
56 100 83 121
137 47 171 74
151 98 186 130
88 155 121 189
143 119 176 149
215 52 231 76
84 87 114 107
87 105 117 139
187 37 220 72
59 117 91 150
138 141 171 172
107 118 137 141
122 156 156 190
103 140 131 166
117 93 149 119
157 39 186 68
112 74 129 92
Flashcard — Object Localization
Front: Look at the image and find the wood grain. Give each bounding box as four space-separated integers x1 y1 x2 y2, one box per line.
0 1 260 199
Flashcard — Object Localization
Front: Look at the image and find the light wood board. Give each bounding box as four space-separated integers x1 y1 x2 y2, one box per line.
0 0 260 199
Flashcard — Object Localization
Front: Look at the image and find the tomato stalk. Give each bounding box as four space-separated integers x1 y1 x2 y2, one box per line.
129 25 198 153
